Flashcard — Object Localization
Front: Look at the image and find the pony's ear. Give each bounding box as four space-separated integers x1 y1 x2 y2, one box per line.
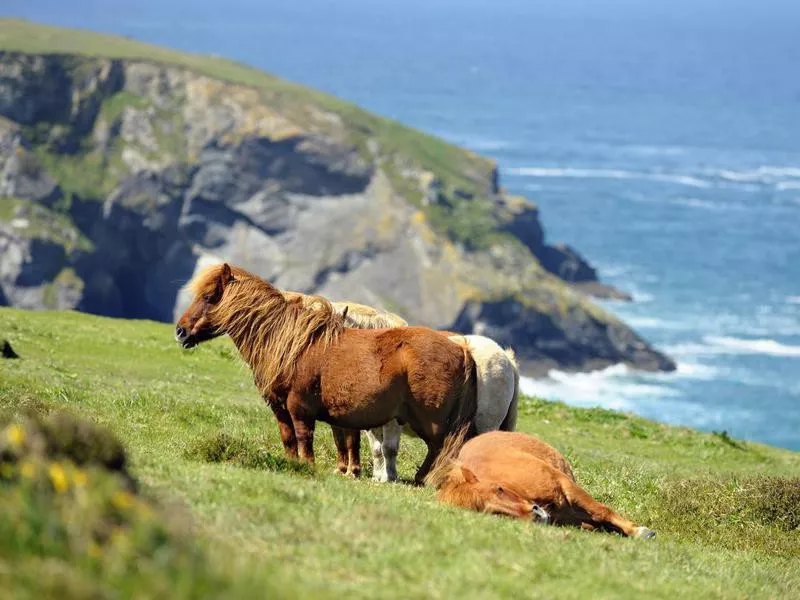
460 465 479 485
221 263 234 283
209 263 234 303
341 305 349 321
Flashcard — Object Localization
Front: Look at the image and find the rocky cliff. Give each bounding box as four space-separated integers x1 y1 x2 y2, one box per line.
0 19 674 376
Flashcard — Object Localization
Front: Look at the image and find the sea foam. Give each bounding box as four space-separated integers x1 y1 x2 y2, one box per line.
703 336 800 357
506 167 712 188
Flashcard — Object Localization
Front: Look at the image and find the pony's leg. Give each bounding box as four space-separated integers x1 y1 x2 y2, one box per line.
330 426 350 474
345 429 362 477
367 428 387 482
291 415 316 465
269 400 298 460
381 420 402 482
559 479 655 538
414 439 443 486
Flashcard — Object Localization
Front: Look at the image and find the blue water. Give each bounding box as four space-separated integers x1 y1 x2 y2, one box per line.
6 0 800 450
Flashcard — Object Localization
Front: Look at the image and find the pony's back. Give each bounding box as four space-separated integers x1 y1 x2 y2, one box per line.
332 301 408 329
458 431 574 481
456 335 519 433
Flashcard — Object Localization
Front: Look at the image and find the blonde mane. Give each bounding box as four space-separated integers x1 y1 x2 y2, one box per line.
282 292 408 329
188 265 343 395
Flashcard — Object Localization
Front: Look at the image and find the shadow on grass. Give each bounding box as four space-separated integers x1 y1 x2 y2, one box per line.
185 431 313 476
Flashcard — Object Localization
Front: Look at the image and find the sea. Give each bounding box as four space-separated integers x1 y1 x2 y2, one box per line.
5 0 800 450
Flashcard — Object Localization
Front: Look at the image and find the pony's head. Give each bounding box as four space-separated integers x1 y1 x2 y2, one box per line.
439 464 550 523
176 263 343 395
175 263 236 348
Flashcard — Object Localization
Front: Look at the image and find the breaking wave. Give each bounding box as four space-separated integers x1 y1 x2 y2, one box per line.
506 166 712 188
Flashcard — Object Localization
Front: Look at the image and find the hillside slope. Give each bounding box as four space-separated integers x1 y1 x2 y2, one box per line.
0 19 672 376
1 307 798 599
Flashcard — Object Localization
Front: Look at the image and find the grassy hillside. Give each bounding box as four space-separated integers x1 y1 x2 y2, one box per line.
0 18 496 205
1 307 798 599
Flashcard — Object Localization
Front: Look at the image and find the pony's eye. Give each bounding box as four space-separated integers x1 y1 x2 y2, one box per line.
497 487 504 495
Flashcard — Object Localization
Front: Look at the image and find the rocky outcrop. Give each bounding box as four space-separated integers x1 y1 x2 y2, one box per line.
0 20 674 376
538 244 632 301
498 198 631 301
453 296 673 376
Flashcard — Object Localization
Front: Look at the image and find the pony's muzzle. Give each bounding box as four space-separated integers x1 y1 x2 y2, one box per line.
531 504 550 524
175 325 195 348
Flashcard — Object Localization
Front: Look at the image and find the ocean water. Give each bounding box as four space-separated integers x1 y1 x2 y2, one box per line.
6 0 800 449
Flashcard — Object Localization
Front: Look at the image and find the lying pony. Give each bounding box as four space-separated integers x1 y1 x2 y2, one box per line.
427 431 655 539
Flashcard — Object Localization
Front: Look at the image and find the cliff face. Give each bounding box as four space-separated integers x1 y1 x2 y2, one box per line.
0 20 674 376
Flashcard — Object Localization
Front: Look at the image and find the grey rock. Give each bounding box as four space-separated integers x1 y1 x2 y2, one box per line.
538 243 597 282
0 120 60 203
452 297 676 376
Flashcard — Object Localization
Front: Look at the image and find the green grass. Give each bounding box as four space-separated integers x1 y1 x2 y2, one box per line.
97 90 150 123
1 307 798 599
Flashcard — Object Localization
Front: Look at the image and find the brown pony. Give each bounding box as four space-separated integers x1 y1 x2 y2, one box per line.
281 292 410 477
175 263 478 483
427 431 656 538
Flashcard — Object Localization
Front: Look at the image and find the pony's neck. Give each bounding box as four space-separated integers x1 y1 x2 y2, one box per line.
213 283 288 385
210 277 340 395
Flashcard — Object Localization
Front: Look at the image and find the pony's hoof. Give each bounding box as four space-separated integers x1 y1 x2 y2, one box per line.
346 467 362 478
531 504 550 524
634 527 656 540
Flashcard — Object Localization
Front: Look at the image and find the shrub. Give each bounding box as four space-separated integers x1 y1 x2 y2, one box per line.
185 431 313 475
0 411 264 598
653 476 800 557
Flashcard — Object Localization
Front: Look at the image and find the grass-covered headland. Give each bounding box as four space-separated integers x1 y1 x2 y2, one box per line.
1 307 798 599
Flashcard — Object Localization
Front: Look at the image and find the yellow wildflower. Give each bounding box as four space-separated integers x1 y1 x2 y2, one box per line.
134 500 153 520
87 541 103 559
48 462 69 493
72 469 88 488
20 460 36 479
111 490 134 510
110 527 129 548
5 424 25 448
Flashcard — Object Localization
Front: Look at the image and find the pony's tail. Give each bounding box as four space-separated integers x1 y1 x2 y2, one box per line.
499 347 519 432
424 423 470 489
453 337 479 437
423 339 478 489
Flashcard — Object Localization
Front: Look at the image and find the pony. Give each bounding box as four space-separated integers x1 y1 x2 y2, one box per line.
176 263 478 484
427 430 656 538
280 292 410 477
366 333 519 483
283 293 519 482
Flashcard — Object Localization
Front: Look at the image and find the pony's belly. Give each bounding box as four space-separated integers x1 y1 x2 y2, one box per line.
467 458 562 505
319 366 406 430
321 393 401 430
